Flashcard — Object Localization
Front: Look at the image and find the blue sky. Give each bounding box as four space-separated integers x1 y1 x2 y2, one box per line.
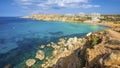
0 0 120 16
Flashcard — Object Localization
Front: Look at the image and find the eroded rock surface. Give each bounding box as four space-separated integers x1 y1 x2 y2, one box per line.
85 29 120 68
53 52 81 68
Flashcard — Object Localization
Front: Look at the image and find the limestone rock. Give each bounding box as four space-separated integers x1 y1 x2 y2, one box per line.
40 45 45 49
53 53 81 68
35 50 45 60
103 50 120 67
52 50 58 56
86 44 111 68
26 59 36 67
86 32 92 36
47 44 51 47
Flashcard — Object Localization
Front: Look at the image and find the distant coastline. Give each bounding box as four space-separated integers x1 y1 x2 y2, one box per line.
22 14 120 27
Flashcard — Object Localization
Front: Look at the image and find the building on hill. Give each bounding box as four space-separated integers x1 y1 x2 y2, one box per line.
78 12 86 17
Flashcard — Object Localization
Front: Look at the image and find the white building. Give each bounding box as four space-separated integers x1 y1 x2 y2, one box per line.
84 13 101 23
65 14 75 16
90 12 101 18
92 17 100 22
78 12 86 17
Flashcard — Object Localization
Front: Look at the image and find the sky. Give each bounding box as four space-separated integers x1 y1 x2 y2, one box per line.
0 0 120 17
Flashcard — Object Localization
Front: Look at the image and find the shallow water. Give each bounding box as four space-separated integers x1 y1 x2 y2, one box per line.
0 17 108 68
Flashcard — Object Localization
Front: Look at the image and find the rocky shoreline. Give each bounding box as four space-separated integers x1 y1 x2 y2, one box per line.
22 14 120 68
24 26 120 68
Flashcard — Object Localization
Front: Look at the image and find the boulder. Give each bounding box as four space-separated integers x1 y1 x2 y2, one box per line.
40 45 45 49
26 59 36 67
47 44 51 47
35 50 45 60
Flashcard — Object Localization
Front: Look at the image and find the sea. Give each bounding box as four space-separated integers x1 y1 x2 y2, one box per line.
0 17 108 68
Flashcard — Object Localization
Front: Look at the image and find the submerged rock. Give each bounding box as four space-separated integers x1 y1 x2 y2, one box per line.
40 45 45 49
47 44 51 47
35 50 45 60
26 59 36 67
4 64 11 68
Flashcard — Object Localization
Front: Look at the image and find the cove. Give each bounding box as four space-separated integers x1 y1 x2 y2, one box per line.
0 17 108 68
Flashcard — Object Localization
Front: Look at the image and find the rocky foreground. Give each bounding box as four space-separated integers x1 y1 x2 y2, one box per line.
24 24 120 68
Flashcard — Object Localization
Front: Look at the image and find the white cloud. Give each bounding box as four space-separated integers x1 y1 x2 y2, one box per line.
63 0 88 3
46 0 88 7
14 0 100 14
22 2 32 5
81 4 100 8
21 0 29 2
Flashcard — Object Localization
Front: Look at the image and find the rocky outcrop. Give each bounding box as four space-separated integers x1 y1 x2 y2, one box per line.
53 51 81 68
51 29 120 68
24 24 120 68
102 50 120 67
85 29 120 68
35 50 45 60
40 37 86 68
40 45 45 49
111 26 120 33
25 59 36 67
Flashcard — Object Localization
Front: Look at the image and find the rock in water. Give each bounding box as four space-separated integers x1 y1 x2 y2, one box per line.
40 45 45 49
35 50 45 60
26 59 36 67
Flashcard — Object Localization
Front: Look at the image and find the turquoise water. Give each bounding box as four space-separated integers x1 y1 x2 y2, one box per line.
0 17 108 68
